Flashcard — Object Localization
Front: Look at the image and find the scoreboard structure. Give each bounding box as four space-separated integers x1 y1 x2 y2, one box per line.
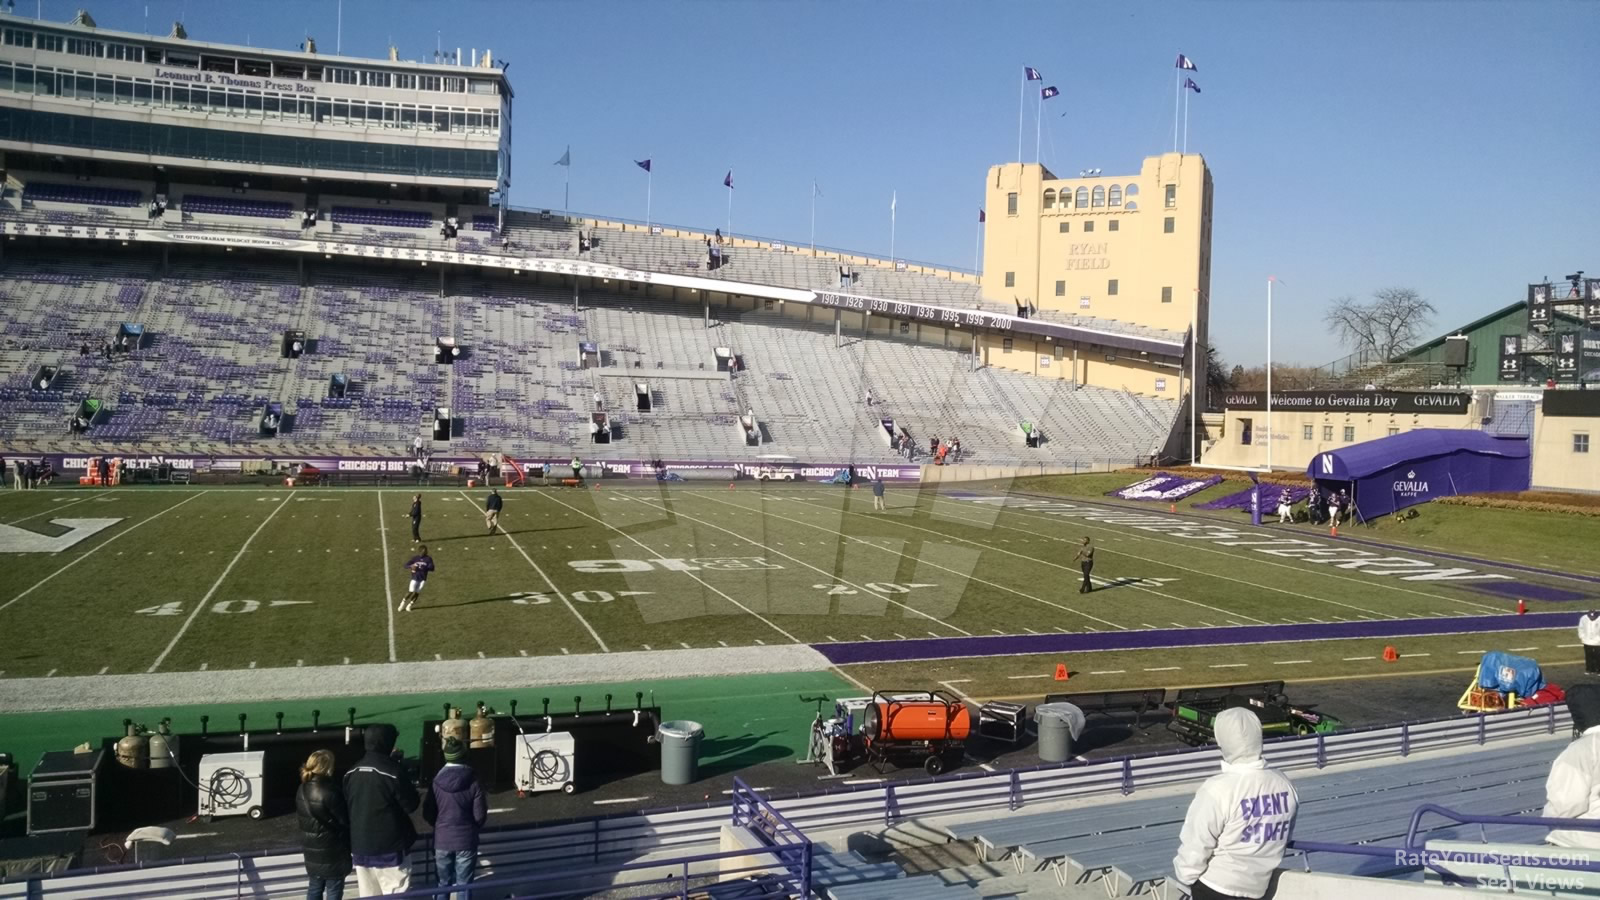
1498 274 1600 384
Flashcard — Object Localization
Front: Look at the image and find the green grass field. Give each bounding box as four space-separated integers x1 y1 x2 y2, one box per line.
0 478 1594 692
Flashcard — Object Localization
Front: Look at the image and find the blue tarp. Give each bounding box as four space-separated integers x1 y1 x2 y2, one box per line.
1478 652 1545 698
1306 429 1530 520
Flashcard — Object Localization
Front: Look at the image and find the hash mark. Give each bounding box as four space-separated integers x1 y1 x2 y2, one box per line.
248 661 257 669
46 668 57 677
477 651 487 659
518 650 528 657
99 666 111 675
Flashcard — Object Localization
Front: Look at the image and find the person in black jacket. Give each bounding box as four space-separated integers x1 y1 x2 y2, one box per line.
343 723 420 896
296 750 352 899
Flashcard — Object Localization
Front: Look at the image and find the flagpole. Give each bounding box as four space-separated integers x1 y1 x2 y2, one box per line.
1266 277 1274 474
645 170 652 229
1034 91 1043 164
1173 69 1181 152
726 170 733 239
1183 89 1190 154
810 182 817 253
889 191 896 262
564 145 570 211
973 218 981 275
1017 72 1024 163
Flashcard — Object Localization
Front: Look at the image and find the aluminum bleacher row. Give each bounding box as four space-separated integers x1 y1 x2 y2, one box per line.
21 181 143 207
180 194 293 219
0 707 1575 899
330 204 433 229
0 253 1177 464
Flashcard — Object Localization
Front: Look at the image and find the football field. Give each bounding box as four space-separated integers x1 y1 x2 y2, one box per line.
0 479 1594 688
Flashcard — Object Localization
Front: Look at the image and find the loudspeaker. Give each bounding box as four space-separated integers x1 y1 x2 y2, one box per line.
1442 335 1469 368
27 749 104 835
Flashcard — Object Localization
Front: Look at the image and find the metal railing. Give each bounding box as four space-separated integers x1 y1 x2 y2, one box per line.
0 705 1570 898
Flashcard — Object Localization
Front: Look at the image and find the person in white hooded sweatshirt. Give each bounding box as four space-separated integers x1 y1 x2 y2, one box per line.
1543 683 1600 849
1173 707 1298 899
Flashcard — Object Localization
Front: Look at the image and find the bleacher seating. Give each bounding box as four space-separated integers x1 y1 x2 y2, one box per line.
23 182 142 207
182 194 294 219
331 205 433 229
472 214 498 232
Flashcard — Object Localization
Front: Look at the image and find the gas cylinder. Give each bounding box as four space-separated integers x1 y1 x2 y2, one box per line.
441 707 468 744
147 719 175 769
863 694 971 742
115 721 150 769
469 702 495 748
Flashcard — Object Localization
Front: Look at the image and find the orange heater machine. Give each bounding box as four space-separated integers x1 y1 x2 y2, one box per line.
861 690 972 775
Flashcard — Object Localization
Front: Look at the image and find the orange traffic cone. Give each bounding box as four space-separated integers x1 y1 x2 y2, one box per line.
1169 503 1176 514
1330 523 1339 537
1517 599 1527 616
729 482 735 490
1382 646 1399 662
1053 663 1069 682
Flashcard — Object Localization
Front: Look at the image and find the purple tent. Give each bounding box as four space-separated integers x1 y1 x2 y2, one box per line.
1306 429 1529 521
1197 483 1310 512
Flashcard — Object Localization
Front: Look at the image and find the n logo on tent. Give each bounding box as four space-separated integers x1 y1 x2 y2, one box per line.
1320 454 1334 475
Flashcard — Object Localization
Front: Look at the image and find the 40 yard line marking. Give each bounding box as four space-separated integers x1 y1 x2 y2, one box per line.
459 492 609 653
1 490 211 614
148 491 295 672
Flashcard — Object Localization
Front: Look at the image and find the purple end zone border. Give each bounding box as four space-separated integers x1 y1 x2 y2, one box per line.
816 611 1575 665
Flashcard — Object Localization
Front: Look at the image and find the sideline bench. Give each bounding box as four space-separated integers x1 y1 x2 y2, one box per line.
1044 688 1167 727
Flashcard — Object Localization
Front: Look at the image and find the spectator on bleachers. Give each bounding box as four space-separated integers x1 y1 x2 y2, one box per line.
79 341 89 356
344 723 420 896
294 749 352 900
1172 707 1298 900
1544 683 1600 849
423 737 487 897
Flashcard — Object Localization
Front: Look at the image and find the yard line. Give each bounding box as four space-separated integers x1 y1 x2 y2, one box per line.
541 493 801 646
1275 660 1313 665
3 495 91 525
1145 666 1181 672
1456 650 1486 655
1558 644 1582 649
937 495 1509 616
376 492 398 662
627 496 971 637
1006 674 1051 680
684 492 1128 631
779 494 1274 626
1509 646 1539 652
1089 670 1126 675
1210 663 1248 668
461 492 608 652
1409 653 1432 657
1141 623 1160 630
147 492 294 672
592 797 651 806
1 490 211 614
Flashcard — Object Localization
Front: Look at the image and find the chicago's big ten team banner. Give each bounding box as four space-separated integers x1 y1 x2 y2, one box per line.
1528 283 1551 327
1498 334 1522 382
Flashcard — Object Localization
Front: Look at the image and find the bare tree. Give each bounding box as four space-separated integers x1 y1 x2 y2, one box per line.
1324 288 1437 360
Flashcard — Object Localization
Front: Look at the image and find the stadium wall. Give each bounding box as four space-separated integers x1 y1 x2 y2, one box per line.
1203 390 1480 471
1531 393 1600 493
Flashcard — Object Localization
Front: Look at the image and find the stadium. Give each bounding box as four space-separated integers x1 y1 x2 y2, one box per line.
0 6 1598 900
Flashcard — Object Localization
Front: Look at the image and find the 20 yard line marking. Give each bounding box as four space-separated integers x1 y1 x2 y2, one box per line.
461 492 609 652
1 490 211 614
147 491 296 672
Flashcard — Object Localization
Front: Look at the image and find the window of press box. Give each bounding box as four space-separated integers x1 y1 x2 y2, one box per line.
1002 338 1014 353
1303 425 1313 440
1343 426 1356 442
1323 425 1333 441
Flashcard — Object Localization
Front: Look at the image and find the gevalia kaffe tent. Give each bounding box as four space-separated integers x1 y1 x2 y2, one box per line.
1307 429 1529 521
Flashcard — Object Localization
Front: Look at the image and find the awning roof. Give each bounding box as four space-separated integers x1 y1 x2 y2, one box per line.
1308 429 1529 480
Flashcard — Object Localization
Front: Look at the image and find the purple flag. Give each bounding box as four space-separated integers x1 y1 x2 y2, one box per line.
978 209 985 223
635 159 652 173
1024 66 1042 81
1175 54 1197 71
724 171 733 189
1040 85 1059 100
1185 78 1201 94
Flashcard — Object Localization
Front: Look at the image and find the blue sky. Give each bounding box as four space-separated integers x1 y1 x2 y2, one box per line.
49 0 1597 366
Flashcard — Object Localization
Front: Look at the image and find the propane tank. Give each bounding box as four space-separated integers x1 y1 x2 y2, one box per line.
440 706 468 744
469 702 495 748
147 719 175 769
115 721 150 769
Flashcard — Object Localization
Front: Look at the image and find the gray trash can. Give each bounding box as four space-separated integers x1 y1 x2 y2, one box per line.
657 720 704 785
1034 703 1082 763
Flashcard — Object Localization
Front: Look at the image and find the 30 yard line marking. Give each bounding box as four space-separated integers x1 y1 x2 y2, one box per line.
543 493 800 645
147 492 294 672
1 490 211 615
462 492 608 652
627 496 972 637
377 492 397 662
686 492 1125 632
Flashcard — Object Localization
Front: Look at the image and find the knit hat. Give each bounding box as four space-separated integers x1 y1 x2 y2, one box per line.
442 736 466 763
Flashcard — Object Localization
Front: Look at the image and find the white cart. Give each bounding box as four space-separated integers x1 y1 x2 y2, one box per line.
197 751 265 820
515 732 575 795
